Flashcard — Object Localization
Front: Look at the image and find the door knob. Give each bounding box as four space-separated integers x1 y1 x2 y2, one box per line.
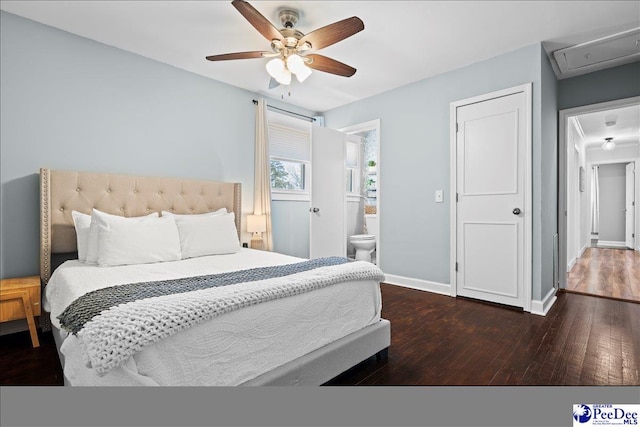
513 208 521 215
310 207 320 213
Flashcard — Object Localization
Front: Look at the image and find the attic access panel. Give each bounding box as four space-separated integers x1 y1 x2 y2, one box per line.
554 27 640 76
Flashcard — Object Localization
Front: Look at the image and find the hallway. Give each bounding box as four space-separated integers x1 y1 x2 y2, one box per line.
567 247 640 303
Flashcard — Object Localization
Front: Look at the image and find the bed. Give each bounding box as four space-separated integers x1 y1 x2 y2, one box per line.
39 168 390 386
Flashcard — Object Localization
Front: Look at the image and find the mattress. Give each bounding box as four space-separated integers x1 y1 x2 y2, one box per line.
44 249 382 386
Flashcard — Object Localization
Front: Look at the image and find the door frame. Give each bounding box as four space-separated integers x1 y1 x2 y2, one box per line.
449 83 532 312
339 119 382 266
558 96 640 289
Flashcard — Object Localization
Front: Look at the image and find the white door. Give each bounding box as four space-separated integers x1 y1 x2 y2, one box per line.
625 162 635 249
455 89 528 308
310 125 346 258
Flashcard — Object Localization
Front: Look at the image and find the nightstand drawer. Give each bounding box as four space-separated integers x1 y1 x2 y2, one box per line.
0 276 41 322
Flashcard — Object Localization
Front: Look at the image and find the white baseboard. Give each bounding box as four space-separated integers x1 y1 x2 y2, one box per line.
597 240 627 249
567 244 589 272
579 244 588 257
385 274 559 316
384 274 451 296
530 287 557 316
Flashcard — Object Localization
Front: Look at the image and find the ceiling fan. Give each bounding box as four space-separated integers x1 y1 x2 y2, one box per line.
205 0 364 87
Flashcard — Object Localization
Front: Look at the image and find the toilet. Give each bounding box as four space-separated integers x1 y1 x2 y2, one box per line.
349 214 377 263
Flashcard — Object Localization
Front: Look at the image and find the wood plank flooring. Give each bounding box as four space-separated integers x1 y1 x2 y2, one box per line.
1 284 638 386
328 285 640 386
567 247 640 303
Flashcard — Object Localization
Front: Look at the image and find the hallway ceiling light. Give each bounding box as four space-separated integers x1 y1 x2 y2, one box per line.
602 137 616 151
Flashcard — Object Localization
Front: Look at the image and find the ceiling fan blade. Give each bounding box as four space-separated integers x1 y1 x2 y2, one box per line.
232 0 283 42
305 54 357 77
268 77 280 89
205 51 270 61
299 17 364 51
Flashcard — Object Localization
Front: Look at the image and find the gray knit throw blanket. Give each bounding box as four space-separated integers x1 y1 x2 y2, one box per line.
59 257 350 334
65 258 385 375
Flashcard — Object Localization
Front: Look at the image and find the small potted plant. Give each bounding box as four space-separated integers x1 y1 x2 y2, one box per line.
366 178 376 189
367 160 377 173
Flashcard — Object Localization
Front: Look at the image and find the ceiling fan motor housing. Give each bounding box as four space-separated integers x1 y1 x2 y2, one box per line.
278 9 299 29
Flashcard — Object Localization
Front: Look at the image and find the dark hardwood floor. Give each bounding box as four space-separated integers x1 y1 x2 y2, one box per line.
567 247 640 303
328 284 640 386
1 284 639 386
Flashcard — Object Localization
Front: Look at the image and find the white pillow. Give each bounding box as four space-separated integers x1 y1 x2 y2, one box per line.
161 208 227 218
84 209 159 264
171 212 240 259
93 211 181 267
71 211 92 262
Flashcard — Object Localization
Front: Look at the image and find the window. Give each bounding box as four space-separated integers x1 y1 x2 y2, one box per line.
271 158 305 191
268 111 311 201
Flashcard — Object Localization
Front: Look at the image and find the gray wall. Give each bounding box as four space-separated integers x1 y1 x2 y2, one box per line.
0 11 316 278
324 43 548 297
558 62 640 110
540 47 559 299
597 164 626 242
271 200 310 258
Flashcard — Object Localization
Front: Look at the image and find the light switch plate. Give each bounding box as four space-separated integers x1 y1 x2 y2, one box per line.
435 190 444 203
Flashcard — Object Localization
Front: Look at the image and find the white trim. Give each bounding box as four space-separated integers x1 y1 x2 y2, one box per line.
597 240 628 249
339 119 382 266
384 274 451 296
339 119 380 135
558 96 640 290
271 191 310 202
449 83 533 312
530 287 557 316
579 244 588 258
567 256 577 272
571 116 586 141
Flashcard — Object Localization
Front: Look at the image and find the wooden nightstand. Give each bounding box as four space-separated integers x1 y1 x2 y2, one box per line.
0 276 41 348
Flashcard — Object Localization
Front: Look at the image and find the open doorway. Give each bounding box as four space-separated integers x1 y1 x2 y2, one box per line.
339 120 381 266
559 97 640 303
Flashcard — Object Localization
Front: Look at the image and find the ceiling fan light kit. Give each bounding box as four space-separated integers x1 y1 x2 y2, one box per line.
205 0 364 88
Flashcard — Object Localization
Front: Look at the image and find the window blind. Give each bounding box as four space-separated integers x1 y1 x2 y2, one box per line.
268 123 311 161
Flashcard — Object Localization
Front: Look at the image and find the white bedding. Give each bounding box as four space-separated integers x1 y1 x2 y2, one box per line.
44 249 382 386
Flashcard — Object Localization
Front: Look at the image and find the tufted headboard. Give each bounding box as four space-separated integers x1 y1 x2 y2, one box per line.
40 168 242 286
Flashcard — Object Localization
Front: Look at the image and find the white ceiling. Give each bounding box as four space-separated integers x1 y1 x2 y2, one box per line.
576 104 640 149
1 1 639 112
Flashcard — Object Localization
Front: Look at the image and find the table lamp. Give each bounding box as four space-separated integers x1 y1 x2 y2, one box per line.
247 214 267 250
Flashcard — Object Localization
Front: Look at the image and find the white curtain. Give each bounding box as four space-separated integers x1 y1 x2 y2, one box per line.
254 98 273 251
590 165 599 236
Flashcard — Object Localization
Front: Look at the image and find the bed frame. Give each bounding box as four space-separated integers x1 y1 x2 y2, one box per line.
40 168 390 385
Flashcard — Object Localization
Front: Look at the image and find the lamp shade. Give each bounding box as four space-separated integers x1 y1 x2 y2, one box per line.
247 214 267 233
294 64 312 82
287 54 312 82
286 54 305 74
266 58 285 79
276 68 291 85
